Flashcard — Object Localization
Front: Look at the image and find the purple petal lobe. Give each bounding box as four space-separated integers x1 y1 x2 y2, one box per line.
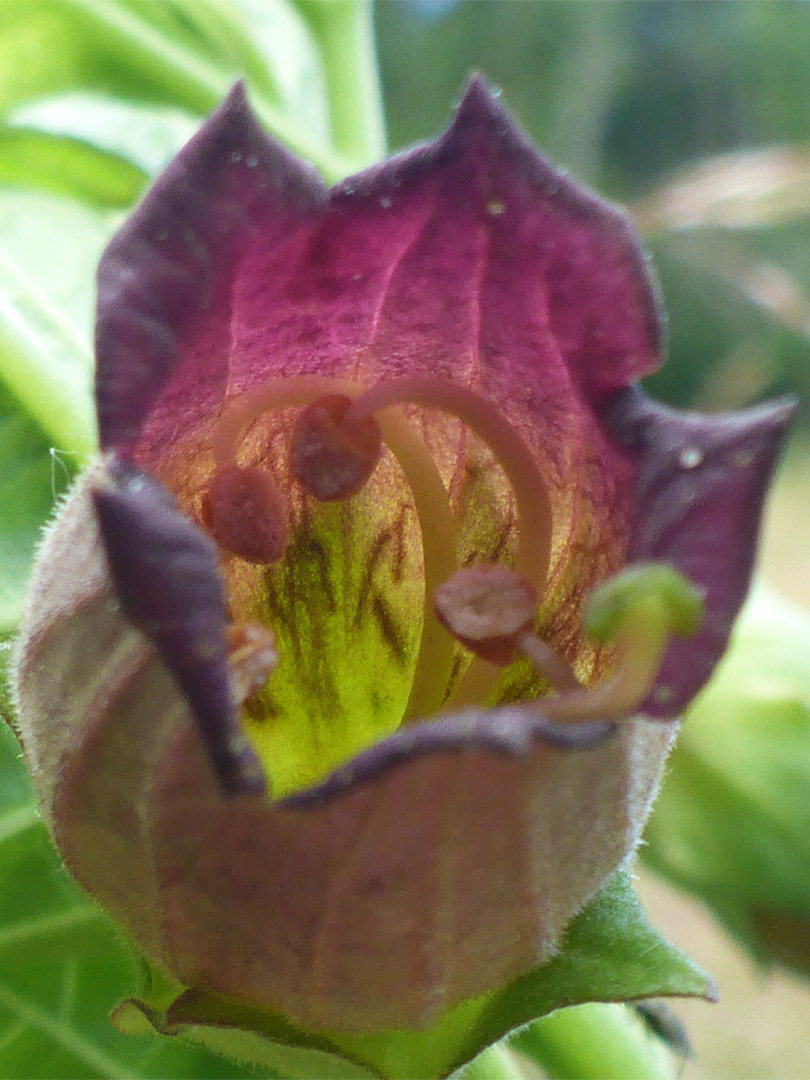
603 387 797 716
283 707 617 808
92 457 265 795
273 72 662 402
96 82 326 451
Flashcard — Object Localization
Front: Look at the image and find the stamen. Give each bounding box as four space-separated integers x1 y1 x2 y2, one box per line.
212 376 459 720
319 376 554 709
516 631 582 694
346 378 553 594
201 464 288 564
434 565 538 666
435 565 580 692
291 394 382 501
227 623 278 705
434 562 704 722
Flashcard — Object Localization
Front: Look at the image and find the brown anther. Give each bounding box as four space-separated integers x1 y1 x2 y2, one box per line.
290 393 382 501
201 464 288 564
434 565 538 666
227 623 278 704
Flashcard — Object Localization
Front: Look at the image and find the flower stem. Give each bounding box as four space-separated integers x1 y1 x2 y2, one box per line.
516 1004 678 1080
301 0 387 166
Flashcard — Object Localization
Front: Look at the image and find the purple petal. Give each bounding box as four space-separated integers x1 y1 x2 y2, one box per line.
92 457 265 794
97 80 661 583
283 707 616 808
102 77 664 688
602 387 797 716
96 82 325 452
226 74 661 399
142 707 671 1030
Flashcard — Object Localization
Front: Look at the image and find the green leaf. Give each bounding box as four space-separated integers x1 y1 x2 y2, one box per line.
0 723 254 1079
295 0 386 165
111 0 331 141
0 127 147 207
116 871 714 1080
0 188 113 632
643 586 810 972
0 188 110 449
0 0 350 180
0 382 60 635
8 93 199 180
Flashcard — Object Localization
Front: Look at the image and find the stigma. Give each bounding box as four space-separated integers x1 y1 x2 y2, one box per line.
435 562 704 722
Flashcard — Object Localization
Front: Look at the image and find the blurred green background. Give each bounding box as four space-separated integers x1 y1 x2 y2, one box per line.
1 1 810 1077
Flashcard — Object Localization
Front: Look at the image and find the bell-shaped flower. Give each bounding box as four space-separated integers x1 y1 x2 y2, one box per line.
11 78 792 1044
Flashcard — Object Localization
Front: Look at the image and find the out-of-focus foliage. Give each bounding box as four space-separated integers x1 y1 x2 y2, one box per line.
643 587 810 978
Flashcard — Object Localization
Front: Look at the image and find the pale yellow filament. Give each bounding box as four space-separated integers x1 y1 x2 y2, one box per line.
537 627 667 722
517 631 582 694
347 378 554 709
347 379 552 588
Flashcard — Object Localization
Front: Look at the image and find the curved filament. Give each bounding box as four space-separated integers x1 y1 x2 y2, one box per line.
213 376 458 721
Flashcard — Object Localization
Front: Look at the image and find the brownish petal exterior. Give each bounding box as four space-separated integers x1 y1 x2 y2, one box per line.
13 465 673 1031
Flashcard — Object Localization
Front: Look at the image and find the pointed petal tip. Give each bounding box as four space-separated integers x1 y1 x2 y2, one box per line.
743 392 799 434
92 458 267 799
456 71 501 113
224 78 248 104
211 80 252 126
450 71 519 142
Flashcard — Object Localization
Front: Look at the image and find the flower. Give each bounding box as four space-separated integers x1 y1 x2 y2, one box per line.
11 79 792 1036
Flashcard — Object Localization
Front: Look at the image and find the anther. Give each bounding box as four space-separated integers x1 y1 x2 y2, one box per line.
201 464 288 564
434 565 538 666
434 565 579 689
290 394 382 501
227 623 278 705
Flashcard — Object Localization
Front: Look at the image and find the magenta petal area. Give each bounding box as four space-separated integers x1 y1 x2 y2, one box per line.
93 458 265 795
602 387 797 717
226 74 662 407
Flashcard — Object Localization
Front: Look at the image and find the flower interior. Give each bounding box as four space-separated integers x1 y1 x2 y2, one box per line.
136 369 697 798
